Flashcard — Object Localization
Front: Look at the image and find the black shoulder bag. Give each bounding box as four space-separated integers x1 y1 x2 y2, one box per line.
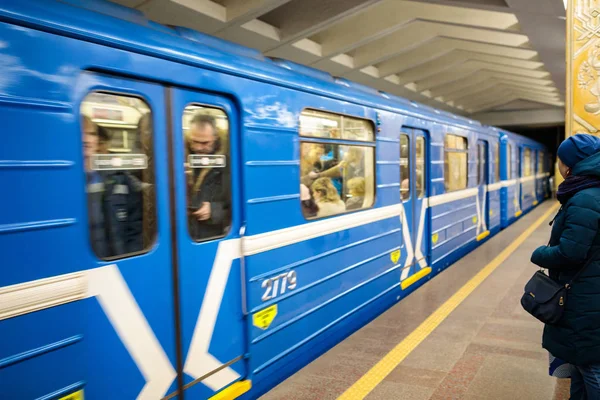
521 244 599 325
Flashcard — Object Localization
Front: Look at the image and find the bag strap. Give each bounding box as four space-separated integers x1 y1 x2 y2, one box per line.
566 245 600 289
545 205 599 289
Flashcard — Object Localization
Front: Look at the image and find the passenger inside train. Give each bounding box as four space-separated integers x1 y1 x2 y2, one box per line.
82 114 146 258
299 110 375 218
185 112 231 240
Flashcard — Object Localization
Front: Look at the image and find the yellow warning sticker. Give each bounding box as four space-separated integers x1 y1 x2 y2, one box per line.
59 390 84 400
431 233 439 244
253 305 278 330
472 216 478 224
390 250 400 264
489 210 494 217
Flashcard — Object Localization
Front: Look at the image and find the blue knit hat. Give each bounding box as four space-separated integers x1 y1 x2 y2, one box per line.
557 134 600 168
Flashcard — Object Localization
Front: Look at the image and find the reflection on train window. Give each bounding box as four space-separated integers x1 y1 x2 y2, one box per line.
299 112 375 219
400 134 410 201
524 148 532 177
507 144 512 180
183 105 231 242
538 151 545 173
300 109 374 141
494 144 500 182
81 92 156 260
416 137 425 198
444 134 468 192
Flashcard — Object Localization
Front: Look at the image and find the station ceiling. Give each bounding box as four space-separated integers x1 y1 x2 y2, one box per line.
111 0 567 127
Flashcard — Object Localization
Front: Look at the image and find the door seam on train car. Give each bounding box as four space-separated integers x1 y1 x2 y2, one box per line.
165 86 186 400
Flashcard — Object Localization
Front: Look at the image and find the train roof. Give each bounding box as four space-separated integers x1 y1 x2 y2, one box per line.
0 0 540 143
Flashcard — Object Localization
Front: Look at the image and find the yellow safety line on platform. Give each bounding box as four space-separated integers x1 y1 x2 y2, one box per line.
337 202 560 400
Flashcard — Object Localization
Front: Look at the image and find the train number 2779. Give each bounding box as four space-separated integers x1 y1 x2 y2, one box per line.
261 270 297 302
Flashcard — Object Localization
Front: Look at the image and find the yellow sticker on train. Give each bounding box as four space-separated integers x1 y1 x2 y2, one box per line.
390 250 400 264
432 233 439 244
253 305 278 330
59 390 84 400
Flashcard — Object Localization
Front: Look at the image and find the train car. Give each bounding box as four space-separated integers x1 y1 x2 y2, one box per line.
0 1 549 400
499 130 550 228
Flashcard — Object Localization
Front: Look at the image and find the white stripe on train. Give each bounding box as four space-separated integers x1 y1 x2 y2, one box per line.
0 179 548 397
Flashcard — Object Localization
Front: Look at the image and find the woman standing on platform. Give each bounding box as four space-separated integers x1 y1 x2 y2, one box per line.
531 134 600 399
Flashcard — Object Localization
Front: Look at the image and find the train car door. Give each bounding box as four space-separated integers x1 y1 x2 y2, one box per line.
74 73 181 400
169 88 246 398
400 128 430 289
476 140 490 240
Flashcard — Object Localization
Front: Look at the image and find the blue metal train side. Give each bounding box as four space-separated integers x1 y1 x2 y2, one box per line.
0 1 550 399
498 130 549 229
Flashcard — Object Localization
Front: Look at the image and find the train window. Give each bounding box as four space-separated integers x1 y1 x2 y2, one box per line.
400 134 410 201
299 111 375 219
81 92 156 260
538 151 545 173
507 144 512 180
444 134 468 192
183 105 231 242
494 144 500 182
300 109 374 141
476 143 486 185
416 136 425 198
524 148 532 177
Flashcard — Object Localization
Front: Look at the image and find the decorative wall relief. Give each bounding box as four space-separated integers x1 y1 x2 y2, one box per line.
570 0 600 135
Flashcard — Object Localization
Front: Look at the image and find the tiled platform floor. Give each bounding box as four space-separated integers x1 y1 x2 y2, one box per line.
261 201 571 400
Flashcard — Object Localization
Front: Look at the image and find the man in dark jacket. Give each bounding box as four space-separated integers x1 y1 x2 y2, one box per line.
187 114 230 240
531 134 600 399
83 115 144 258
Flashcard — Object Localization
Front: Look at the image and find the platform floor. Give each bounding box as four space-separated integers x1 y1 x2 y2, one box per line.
260 200 571 400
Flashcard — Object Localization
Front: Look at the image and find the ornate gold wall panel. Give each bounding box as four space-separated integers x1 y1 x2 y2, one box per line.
568 0 600 137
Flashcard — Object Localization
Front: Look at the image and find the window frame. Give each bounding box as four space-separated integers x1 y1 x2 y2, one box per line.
507 144 512 180
81 90 157 261
299 108 376 220
524 147 532 177
400 133 410 201
444 133 469 193
416 136 426 199
494 143 500 183
183 102 233 243
299 108 375 142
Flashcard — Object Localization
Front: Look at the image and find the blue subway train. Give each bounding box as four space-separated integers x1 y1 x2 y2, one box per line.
0 1 550 399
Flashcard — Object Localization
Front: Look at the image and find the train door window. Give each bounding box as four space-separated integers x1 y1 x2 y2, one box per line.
538 151 545 173
518 147 523 177
183 105 231 242
476 142 486 185
416 136 425 198
524 148 532 176
444 134 468 192
494 143 500 182
81 92 156 259
299 109 375 219
400 134 410 201
507 144 512 180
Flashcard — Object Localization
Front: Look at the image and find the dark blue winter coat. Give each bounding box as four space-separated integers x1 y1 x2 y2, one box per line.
531 152 600 366
87 171 144 258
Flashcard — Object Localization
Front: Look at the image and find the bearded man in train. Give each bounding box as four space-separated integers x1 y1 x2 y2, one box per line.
186 113 231 240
